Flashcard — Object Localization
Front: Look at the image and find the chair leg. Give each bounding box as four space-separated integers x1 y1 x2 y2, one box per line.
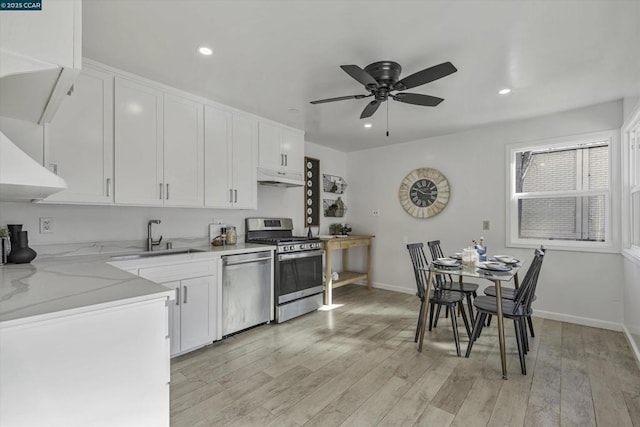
450 305 461 357
466 292 474 320
415 300 425 343
486 314 492 326
458 301 471 337
434 304 442 328
514 318 527 375
527 316 536 338
429 302 435 331
445 306 450 319
465 311 485 357
521 318 529 354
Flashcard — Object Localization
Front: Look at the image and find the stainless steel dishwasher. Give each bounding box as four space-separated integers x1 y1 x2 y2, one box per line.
221 251 272 336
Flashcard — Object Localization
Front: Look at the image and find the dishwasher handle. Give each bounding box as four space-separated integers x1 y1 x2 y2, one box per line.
223 255 272 266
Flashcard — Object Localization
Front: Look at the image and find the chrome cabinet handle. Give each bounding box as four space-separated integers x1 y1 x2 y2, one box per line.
285 154 288 167
234 189 238 203
159 183 163 200
49 163 58 174
106 178 111 197
166 183 170 200
229 189 233 203
281 153 284 166
183 286 188 304
176 287 180 306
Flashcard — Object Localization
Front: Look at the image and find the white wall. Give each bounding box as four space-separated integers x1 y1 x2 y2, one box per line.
346 100 624 329
622 97 640 361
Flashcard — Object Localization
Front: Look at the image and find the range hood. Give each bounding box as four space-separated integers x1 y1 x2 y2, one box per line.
257 168 304 188
0 48 79 124
0 130 67 202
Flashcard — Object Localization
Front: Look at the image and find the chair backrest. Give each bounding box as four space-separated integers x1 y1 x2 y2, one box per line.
512 246 546 314
427 240 453 286
406 243 431 299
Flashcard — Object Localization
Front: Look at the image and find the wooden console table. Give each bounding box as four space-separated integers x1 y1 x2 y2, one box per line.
320 235 374 305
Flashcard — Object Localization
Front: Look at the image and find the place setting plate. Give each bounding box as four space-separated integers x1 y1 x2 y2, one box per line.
491 255 520 264
433 257 461 268
477 261 512 272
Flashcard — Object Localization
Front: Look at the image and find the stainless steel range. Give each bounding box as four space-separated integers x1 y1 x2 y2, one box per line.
245 218 324 323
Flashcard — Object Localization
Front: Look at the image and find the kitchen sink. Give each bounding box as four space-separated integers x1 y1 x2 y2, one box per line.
110 248 206 261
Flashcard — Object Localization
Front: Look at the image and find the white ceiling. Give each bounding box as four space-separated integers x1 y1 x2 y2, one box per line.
83 0 640 152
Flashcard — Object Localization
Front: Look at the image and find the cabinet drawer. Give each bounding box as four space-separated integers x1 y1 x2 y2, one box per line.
139 261 217 283
337 239 370 249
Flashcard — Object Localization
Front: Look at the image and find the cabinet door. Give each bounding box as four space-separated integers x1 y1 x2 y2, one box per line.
45 66 114 203
204 104 233 208
180 276 214 352
258 121 283 170
281 128 304 174
163 94 204 207
114 77 164 205
232 114 258 209
165 281 181 356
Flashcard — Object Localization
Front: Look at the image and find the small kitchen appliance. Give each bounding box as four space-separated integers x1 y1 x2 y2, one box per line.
245 217 324 323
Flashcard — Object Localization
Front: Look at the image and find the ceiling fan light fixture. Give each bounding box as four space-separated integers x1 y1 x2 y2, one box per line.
498 88 511 95
198 46 213 56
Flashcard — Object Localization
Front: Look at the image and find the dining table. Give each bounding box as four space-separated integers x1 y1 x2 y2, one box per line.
418 260 521 380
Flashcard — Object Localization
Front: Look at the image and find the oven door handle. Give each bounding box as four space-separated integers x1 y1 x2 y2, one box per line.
278 249 324 261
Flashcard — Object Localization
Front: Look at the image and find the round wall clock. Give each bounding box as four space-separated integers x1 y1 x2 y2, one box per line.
399 168 450 218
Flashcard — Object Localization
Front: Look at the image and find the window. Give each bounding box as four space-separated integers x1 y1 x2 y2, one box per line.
622 103 640 259
507 130 618 252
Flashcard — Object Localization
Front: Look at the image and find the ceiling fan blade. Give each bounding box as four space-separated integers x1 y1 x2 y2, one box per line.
310 94 369 104
394 62 457 91
360 100 381 119
340 65 379 88
393 93 444 106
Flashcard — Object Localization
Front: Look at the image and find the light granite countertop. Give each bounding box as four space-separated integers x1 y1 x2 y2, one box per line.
0 241 275 327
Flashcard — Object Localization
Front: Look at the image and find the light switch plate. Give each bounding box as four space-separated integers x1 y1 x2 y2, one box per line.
483 220 490 230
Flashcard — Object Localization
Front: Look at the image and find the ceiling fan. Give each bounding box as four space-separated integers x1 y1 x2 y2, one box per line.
310 61 457 119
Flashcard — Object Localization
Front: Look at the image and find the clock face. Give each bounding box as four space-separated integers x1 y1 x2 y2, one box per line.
399 168 450 218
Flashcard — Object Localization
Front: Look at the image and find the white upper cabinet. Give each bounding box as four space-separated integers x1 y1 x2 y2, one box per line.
258 121 304 174
204 105 257 209
0 0 81 72
114 77 164 205
0 0 82 124
163 93 204 207
44 65 114 204
232 114 258 209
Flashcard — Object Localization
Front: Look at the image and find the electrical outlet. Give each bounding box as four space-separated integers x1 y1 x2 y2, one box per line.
40 217 54 234
483 220 490 230
372 209 380 217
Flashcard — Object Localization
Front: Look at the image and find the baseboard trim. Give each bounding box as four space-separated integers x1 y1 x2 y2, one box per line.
369 281 415 295
623 324 640 370
533 310 622 331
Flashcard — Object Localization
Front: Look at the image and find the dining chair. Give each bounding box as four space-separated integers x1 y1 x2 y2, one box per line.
427 240 479 318
406 243 471 356
464 247 545 375
482 246 546 338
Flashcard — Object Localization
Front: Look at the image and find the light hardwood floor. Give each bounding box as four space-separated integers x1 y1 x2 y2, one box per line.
170 285 640 427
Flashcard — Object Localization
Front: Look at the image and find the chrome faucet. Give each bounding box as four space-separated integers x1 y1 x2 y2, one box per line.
147 219 163 251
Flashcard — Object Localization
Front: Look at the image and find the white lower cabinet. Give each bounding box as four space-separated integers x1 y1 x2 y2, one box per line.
0 297 171 427
139 261 218 357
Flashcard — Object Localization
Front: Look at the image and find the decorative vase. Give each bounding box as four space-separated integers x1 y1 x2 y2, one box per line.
7 224 22 246
7 230 37 264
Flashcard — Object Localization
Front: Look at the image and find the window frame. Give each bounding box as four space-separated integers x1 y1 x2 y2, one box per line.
506 129 620 253
622 100 640 262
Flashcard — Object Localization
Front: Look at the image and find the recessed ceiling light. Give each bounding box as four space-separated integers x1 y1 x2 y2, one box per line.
364 123 372 128
198 46 213 56
498 88 511 95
